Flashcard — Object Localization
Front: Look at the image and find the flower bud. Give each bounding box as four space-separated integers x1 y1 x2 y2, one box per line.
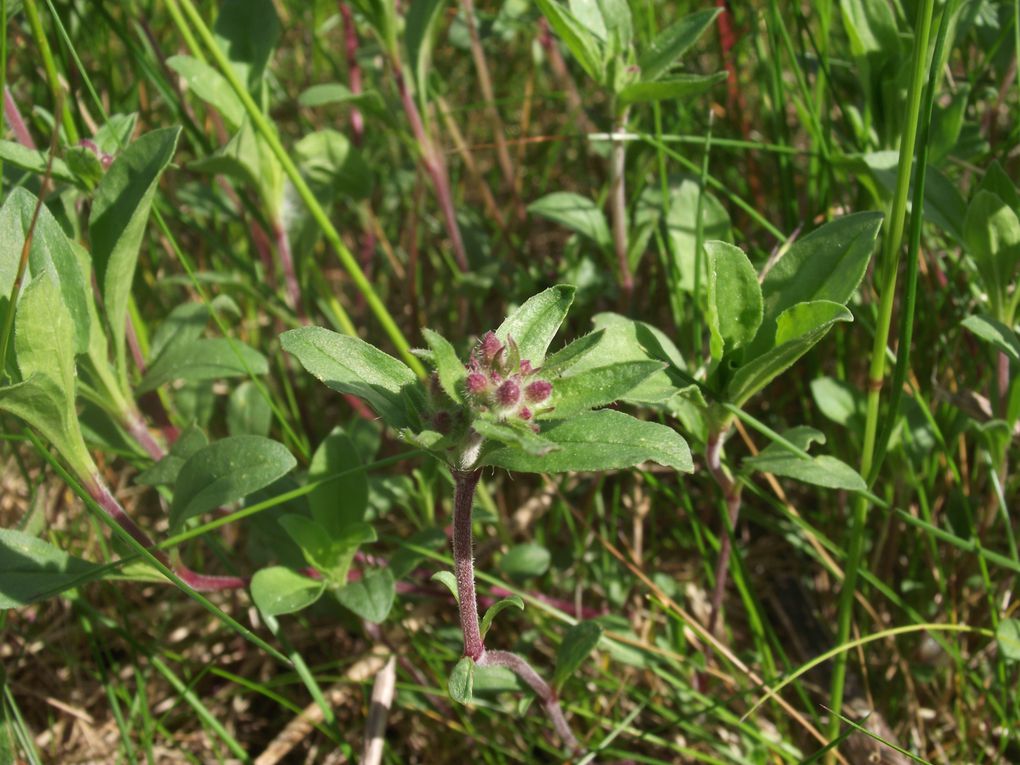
519 359 533 375
479 331 503 363
524 379 552 403
466 372 488 395
518 407 532 421
495 379 520 407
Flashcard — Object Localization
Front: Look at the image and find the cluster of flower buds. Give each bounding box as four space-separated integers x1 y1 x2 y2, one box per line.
464 331 553 425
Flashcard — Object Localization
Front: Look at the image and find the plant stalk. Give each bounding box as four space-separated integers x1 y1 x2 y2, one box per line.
450 469 578 750
826 0 936 754
705 429 741 636
338 3 365 146
609 108 633 306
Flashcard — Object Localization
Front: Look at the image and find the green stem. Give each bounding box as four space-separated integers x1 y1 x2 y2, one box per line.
23 0 77 143
826 0 937 755
172 0 424 377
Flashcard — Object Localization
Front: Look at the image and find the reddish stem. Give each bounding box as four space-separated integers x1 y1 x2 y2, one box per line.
339 3 365 146
705 430 741 637
452 469 484 659
4 87 35 149
392 64 469 272
273 221 302 312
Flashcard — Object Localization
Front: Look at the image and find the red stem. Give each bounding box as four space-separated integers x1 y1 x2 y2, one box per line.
4 87 35 149
452 469 484 659
273 221 302 312
339 3 365 146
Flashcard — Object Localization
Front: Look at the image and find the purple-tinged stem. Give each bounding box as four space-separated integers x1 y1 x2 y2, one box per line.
273 221 302 312
4 87 35 149
450 470 579 749
705 430 741 637
339 3 365 146
87 478 246 592
452 468 484 659
478 650 578 751
392 64 469 273
125 313 147 376
124 409 165 461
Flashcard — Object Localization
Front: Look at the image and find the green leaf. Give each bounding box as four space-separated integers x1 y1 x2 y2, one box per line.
473 418 558 456
431 570 459 603
90 127 181 384
617 72 726 106
213 0 280 90
479 595 524 639
498 543 551 579
423 328 466 403
294 129 373 200
2 274 94 478
961 314 1020 362
0 529 104 609
308 426 369 535
148 297 238 361
810 376 864 430
166 55 246 128
298 83 383 110
405 0 447 101
279 514 374 584
663 178 732 292
549 361 664 418
169 436 297 530
484 409 692 473
534 0 604 83
334 568 395 623
527 192 611 249
282 326 423 430
727 301 853 407
840 0 900 59
976 161 1020 212
227 380 272 436
0 187 91 354
448 656 475 704
742 426 866 491
752 212 881 358
191 120 284 215
138 338 268 393
857 153 964 241
553 620 602 689
135 425 208 486
0 140 76 184
638 8 722 81
541 330 605 376
964 191 1020 320
997 619 1020 662
495 285 575 367
705 241 763 360
250 566 324 616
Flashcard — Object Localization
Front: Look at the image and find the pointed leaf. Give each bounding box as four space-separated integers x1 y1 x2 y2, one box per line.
0 140 76 184
0 529 104 609
135 425 208 486
495 285 575 366
448 657 475 704
548 360 664 418
90 127 181 380
281 326 423 429
405 0 447 99
541 330 605 376
639 8 722 81
138 337 268 393
553 620 602 689
423 328 466 403
0 188 90 353
997 619 1020 662
742 427 866 491
528 192 611 249
498 543 550 579
479 595 524 639
166 55 246 128
474 418 558 456
534 0 604 83
961 314 1020 362
964 191 1020 318
705 241 763 359
431 570 459 603
727 301 852 406
170 436 297 530
227 380 272 436
483 409 692 473
617 72 726 105
334 568 395 623
250 566 324 616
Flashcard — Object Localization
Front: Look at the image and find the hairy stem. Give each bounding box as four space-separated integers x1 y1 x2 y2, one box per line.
706 428 741 637
452 469 484 659
87 478 246 592
478 650 578 751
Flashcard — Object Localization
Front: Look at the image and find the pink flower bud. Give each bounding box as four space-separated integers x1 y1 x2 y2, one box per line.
479 331 503 363
519 360 533 375
519 407 532 421
466 372 488 395
495 379 520 407
524 379 552 403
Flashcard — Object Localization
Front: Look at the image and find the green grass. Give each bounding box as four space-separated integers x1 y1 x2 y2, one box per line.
1 1 1018 763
